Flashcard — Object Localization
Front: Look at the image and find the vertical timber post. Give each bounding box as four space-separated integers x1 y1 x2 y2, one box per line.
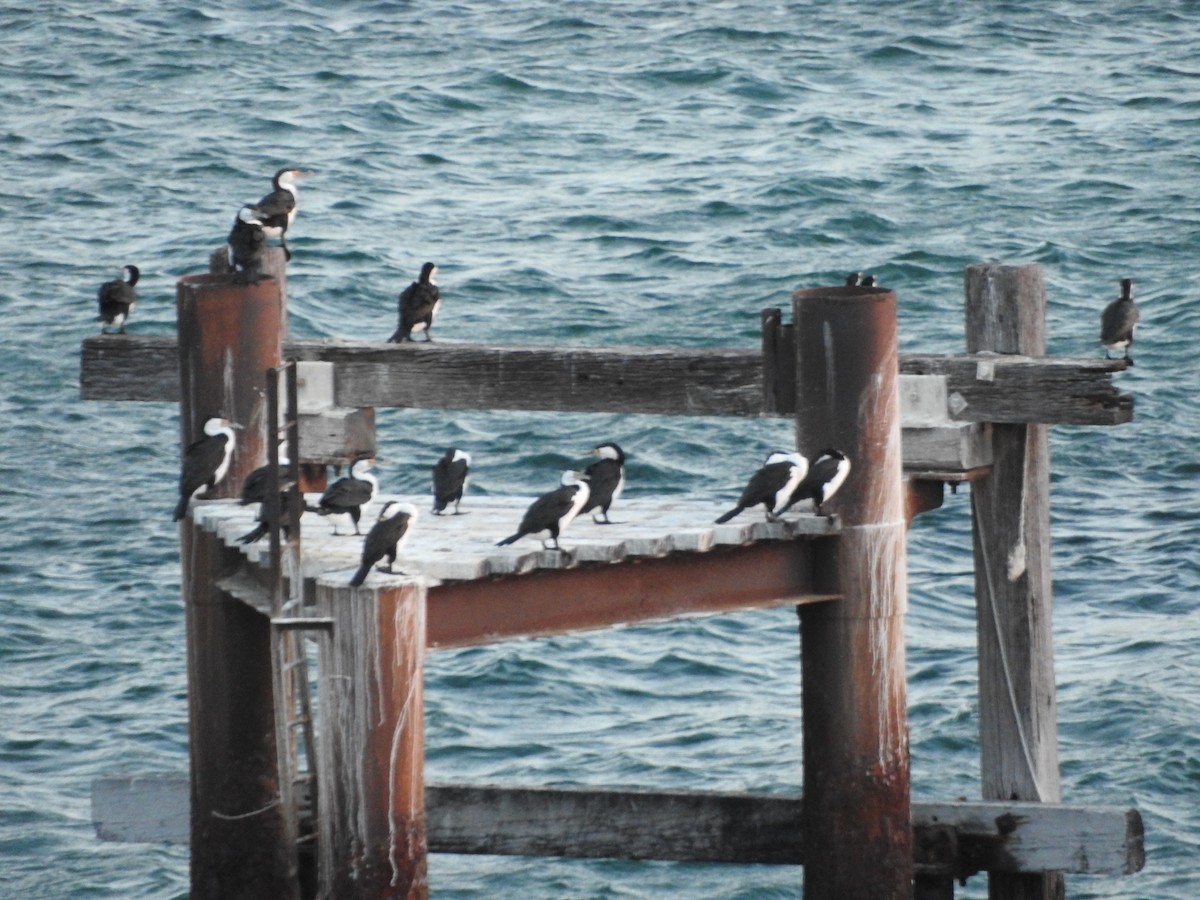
316 579 428 899
793 284 912 898
178 272 292 898
965 263 1063 900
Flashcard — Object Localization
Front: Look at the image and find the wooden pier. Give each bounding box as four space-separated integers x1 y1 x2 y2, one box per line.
82 253 1143 899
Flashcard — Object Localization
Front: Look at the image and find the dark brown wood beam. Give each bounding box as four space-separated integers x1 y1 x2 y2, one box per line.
422 784 1144 878
80 335 1132 426
91 776 1147 880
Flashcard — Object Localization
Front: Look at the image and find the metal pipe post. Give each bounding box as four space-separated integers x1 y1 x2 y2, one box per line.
177 272 290 898
793 284 912 898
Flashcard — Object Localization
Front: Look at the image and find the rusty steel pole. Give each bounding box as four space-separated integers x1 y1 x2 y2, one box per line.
316 581 428 899
793 284 912 898
177 272 292 898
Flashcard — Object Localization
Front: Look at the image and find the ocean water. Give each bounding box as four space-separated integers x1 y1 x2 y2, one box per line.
2 1 1199 897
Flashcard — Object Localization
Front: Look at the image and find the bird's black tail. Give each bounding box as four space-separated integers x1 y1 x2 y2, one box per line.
714 506 743 524
349 564 371 587
237 523 268 544
496 533 521 547
305 503 327 515
173 495 190 522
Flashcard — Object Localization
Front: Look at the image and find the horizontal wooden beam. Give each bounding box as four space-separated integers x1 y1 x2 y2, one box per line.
80 335 1131 427
423 785 1144 878
424 538 839 649
91 776 1145 878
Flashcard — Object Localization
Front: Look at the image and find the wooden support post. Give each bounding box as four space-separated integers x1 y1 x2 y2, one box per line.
316 579 428 899
178 272 292 897
793 284 912 898
965 264 1063 900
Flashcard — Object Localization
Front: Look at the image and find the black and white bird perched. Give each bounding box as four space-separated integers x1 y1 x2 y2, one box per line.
96 265 139 334
388 262 441 342
787 449 851 516
845 272 862 286
580 441 625 524
307 456 379 535
861 274 877 287
1100 277 1140 364
432 448 471 515
349 501 419 586
174 417 240 521
227 205 268 283
496 471 591 551
255 167 311 261
714 450 809 524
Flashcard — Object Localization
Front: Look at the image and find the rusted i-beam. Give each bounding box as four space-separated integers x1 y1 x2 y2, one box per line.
793 284 912 898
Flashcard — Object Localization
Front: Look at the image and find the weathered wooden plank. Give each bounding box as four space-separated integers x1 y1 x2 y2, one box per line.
91 776 1146 878
79 335 1132 426
901 352 1132 426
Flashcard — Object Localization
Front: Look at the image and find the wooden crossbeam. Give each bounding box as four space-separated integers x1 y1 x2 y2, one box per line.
90 776 1145 879
80 335 1131 426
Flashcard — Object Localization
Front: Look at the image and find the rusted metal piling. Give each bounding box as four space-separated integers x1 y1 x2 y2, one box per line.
965 264 1063 900
178 272 291 898
315 581 428 898
793 285 912 898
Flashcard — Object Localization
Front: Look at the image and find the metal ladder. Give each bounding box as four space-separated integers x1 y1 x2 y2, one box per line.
264 361 328 878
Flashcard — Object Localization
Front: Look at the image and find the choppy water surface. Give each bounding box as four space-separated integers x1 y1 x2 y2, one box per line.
2 2 1199 896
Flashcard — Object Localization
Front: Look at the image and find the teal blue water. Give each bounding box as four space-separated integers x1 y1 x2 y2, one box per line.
3 2 1199 896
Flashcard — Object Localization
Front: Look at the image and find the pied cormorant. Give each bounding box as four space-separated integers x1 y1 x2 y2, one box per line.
350 501 419 586
580 441 625 524
497 470 591 551
227 205 268 284
307 456 378 535
1100 277 1139 364
174 417 240 521
96 265 139 334
714 450 808 524
786 449 851 516
388 262 441 342
255 167 312 261
432 448 471 515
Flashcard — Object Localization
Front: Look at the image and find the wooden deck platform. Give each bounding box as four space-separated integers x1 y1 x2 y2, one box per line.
196 493 839 586
193 493 842 646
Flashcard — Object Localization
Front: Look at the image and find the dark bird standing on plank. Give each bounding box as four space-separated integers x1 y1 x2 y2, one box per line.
237 489 303 544
580 441 625 524
174 417 240 521
497 471 591 551
432 448 471 515
1100 277 1140 364
255 167 312 261
714 450 808 524
306 456 379 535
227 205 268 284
845 272 862 286
239 446 290 507
350 501 419 586
785 449 851 517
96 265 139 334
389 262 441 342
